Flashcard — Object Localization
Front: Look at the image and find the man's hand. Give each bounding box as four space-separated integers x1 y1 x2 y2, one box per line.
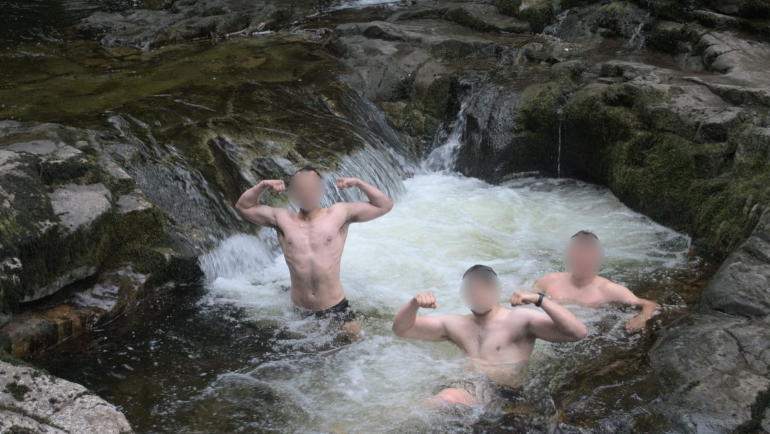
261 180 285 193
412 292 437 309
511 291 540 306
625 315 648 331
336 177 360 191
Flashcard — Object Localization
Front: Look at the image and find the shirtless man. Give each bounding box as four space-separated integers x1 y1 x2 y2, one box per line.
235 166 393 331
392 265 586 406
534 230 658 331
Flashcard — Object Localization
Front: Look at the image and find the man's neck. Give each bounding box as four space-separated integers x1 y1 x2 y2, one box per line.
297 207 323 222
570 273 596 289
471 304 503 325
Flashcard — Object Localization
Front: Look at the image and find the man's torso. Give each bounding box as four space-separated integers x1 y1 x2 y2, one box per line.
444 309 536 368
274 205 350 311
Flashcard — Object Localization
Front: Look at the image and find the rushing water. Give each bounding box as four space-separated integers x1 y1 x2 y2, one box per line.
41 169 696 433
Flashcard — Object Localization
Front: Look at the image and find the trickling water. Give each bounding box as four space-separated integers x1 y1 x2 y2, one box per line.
627 12 651 49
543 10 570 37
556 106 564 178
422 105 467 172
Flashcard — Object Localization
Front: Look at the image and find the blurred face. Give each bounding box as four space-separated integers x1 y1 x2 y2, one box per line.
565 236 604 278
461 274 502 316
289 171 324 212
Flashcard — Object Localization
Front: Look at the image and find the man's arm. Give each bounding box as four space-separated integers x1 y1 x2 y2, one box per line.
336 177 394 223
234 180 285 228
392 292 448 342
602 282 658 330
511 291 587 342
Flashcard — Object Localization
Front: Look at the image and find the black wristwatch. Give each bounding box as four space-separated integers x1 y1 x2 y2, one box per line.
535 292 545 307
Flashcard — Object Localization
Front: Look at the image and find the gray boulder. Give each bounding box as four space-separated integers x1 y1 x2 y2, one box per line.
701 210 770 318
0 359 133 434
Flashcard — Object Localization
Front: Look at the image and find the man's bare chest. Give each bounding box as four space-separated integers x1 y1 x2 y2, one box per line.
278 220 348 252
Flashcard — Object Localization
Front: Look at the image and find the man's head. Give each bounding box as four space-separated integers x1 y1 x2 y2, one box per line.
461 264 501 317
565 230 604 278
289 166 324 212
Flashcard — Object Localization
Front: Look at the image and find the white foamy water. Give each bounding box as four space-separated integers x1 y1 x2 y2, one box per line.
198 173 692 433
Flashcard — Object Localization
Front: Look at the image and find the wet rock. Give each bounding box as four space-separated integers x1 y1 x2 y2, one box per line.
700 210 770 318
455 82 521 180
0 266 149 358
520 39 585 64
393 2 531 33
691 31 770 106
497 0 558 33
49 184 112 233
331 20 504 101
0 359 133 433
76 0 296 48
649 313 770 433
0 121 174 329
589 1 650 40
703 0 770 17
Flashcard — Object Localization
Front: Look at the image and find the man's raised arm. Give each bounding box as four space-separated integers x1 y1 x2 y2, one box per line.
235 180 285 228
336 177 394 223
392 292 448 342
511 291 587 343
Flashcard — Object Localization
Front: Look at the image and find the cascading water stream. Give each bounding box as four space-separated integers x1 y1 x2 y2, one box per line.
557 106 564 178
421 104 467 173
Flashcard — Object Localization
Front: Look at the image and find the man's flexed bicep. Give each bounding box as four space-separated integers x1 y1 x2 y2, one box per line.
392 292 449 342
336 177 393 223
511 291 587 343
235 180 285 228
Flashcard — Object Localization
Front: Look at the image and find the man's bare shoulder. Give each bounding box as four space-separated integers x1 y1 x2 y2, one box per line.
597 277 636 301
536 272 568 290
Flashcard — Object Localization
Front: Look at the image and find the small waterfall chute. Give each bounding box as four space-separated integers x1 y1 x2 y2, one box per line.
421 103 468 173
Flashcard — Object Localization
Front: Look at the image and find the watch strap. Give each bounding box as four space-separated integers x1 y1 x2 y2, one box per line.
535 292 545 307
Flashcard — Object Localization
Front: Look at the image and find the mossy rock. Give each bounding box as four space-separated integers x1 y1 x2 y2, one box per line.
496 0 556 33
590 1 649 39
646 21 700 55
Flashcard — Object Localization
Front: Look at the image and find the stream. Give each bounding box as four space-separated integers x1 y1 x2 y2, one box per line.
40 168 698 433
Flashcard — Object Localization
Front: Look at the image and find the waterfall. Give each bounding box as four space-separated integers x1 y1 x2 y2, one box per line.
627 12 651 49
321 145 410 207
543 10 569 37
199 143 411 282
198 233 278 282
557 106 564 178
421 104 468 172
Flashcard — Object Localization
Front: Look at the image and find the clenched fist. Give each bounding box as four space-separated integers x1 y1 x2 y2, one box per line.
260 180 285 193
412 292 437 309
510 291 540 306
336 177 360 191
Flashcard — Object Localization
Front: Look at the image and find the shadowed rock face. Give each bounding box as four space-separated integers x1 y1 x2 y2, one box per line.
646 211 770 434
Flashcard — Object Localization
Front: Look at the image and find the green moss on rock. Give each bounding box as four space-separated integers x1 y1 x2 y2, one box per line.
4 382 30 402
